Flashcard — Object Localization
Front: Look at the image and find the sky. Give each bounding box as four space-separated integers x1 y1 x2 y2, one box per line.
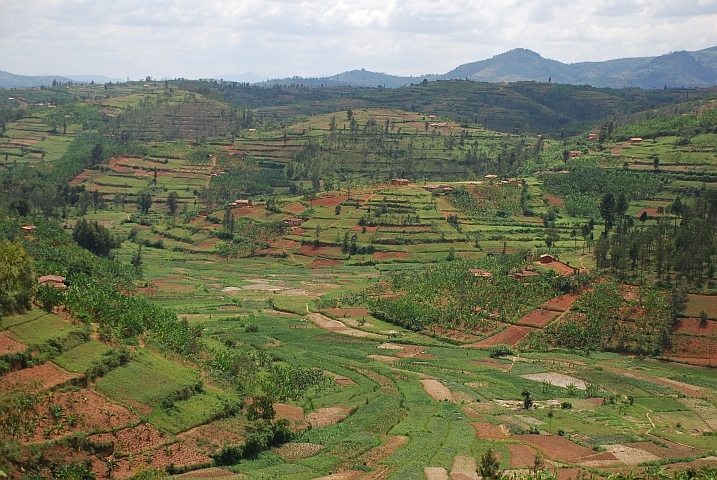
1 0 716 80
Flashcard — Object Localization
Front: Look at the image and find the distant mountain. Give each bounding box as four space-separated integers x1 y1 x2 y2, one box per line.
0 70 73 88
265 46 717 90
66 75 123 84
215 72 269 83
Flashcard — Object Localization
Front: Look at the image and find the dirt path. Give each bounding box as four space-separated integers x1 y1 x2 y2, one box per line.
306 313 385 339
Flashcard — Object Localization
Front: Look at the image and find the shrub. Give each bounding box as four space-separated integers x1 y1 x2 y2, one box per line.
489 344 514 358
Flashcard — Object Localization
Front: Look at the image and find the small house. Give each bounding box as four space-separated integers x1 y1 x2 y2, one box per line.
470 269 492 278
569 151 582 158
508 180 522 187
285 218 304 227
38 275 66 289
588 133 599 142
233 199 250 207
629 138 643 144
510 270 540 280
485 174 498 179
540 254 556 264
21 225 37 235
391 178 410 186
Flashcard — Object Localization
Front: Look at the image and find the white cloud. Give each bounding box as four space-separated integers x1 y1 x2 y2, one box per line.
0 0 715 78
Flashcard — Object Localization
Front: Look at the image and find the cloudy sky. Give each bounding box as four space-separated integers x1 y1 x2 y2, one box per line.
1 0 716 80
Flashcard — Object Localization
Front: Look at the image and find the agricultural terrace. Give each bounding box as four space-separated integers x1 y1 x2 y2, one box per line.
2 84 717 479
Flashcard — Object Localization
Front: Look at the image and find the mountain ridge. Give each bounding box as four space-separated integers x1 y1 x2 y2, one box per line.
3 46 717 89
262 46 717 89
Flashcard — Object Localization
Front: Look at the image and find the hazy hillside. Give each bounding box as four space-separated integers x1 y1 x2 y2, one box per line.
0 70 73 88
265 46 717 89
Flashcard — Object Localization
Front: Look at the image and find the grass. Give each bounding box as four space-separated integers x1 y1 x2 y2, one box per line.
95 349 200 406
148 389 237 434
7 313 82 345
53 340 110 372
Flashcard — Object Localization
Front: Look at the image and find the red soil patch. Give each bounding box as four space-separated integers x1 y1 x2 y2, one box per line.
325 308 369 317
540 261 578 276
516 434 598 463
25 389 138 443
471 422 506 439
545 195 565 208
1 362 80 392
468 358 511 369
506 444 536 468
88 423 169 454
178 423 245 456
673 318 717 335
353 435 409 467
297 244 327 256
172 467 240 479
624 440 696 460
586 398 604 406
0 333 26 354
137 287 158 295
307 259 342 268
373 251 409 260
313 195 347 207
69 169 94 185
666 335 717 367
269 239 299 249
145 442 212 470
686 293 717 317
198 239 217 249
428 325 480 343
306 406 352 428
515 309 558 327
541 293 579 312
351 225 378 232
284 203 306 214
556 469 593 480
273 403 304 421
464 325 534 348
394 345 434 359
230 207 253 216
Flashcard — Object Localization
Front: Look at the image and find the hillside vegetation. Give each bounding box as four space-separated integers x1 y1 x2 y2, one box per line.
2 80 717 480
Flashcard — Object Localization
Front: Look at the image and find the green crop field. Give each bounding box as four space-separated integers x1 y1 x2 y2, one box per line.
2 80 717 480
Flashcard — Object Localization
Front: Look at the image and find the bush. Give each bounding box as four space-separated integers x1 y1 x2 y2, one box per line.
489 344 514 358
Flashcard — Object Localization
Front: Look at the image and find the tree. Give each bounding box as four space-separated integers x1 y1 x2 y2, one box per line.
90 143 104 167
600 193 616 233
0 239 34 315
223 207 235 235
545 228 559 252
653 156 660 171
478 447 500 480
73 218 120 257
615 192 628 225
521 389 533 409
167 191 179 215
137 192 152 213
131 246 143 272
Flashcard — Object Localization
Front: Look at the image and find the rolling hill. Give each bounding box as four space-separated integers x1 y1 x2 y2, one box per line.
264 46 717 89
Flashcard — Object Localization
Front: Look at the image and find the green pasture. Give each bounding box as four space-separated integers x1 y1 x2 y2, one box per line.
95 349 201 406
53 340 110 372
6 313 82 345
